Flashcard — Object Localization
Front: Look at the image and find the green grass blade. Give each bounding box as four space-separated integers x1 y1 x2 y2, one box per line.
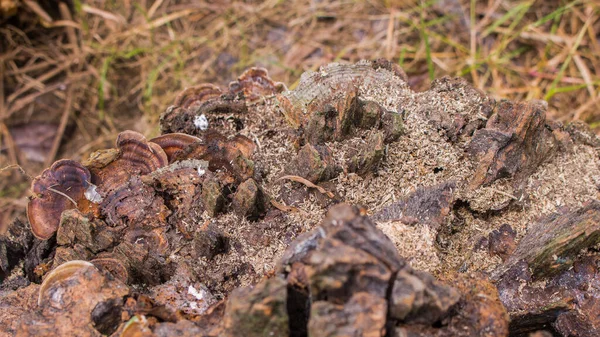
545 17 591 100
482 1 533 38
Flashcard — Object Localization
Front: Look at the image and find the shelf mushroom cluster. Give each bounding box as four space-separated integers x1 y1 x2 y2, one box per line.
26 130 259 286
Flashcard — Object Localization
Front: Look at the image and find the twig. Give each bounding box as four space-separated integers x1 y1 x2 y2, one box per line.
5 71 90 118
59 2 80 55
278 175 334 199
573 94 600 121
573 54 595 97
46 186 78 207
528 70 586 84
270 199 300 213
45 20 81 29
487 187 518 200
0 61 4 117
516 30 579 45
148 0 165 19
7 60 74 102
81 4 127 24
385 10 395 60
0 122 18 165
23 0 53 23
45 85 74 167
0 164 34 180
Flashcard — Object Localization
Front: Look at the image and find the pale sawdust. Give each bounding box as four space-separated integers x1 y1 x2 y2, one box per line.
377 220 442 272
194 64 477 280
461 178 518 213
442 144 600 275
178 62 600 293
213 213 281 277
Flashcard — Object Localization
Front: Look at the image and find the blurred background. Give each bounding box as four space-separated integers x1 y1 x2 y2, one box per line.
1 0 599 227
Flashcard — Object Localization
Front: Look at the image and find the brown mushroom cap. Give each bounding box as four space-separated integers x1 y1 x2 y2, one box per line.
38 260 96 305
161 80 250 136
90 131 168 194
149 133 201 163
116 131 169 172
27 160 92 240
170 130 255 181
185 130 255 162
174 83 222 110
228 67 286 100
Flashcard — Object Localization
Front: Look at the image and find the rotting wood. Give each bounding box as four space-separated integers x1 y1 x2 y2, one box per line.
2 61 600 336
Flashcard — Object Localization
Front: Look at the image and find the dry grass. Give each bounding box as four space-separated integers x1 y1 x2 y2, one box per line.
1 0 600 226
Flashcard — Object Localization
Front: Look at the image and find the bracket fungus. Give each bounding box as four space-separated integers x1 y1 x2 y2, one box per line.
159 68 282 137
91 130 168 194
163 130 256 182
228 67 286 101
173 83 223 110
160 84 247 136
149 133 202 163
27 160 92 240
152 131 255 168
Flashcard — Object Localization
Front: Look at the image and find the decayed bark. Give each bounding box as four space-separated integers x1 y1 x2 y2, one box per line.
2 60 600 336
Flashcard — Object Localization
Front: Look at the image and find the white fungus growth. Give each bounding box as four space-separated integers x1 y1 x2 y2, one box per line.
197 167 206 176
187 285 207 301
84 184 103 203
194 114 209 130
